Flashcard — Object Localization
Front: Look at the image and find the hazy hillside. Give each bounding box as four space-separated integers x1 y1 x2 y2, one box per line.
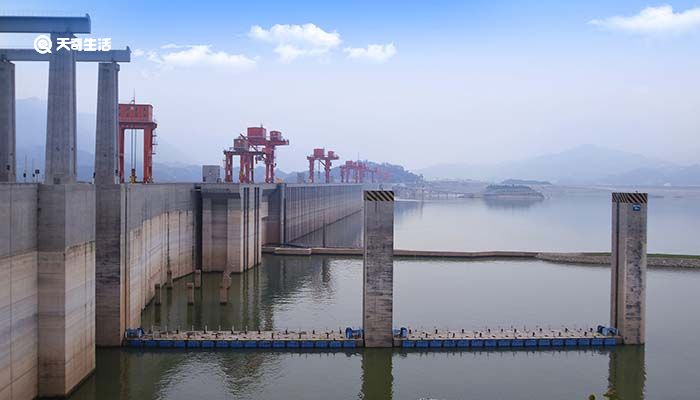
417 144 699 185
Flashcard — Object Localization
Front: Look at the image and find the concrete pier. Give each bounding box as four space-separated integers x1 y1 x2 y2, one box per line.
37 184 95 397
219 284 228 304
187 283 195 304
44 34 77 184
167 270 173 288
610 192 648 345
94 62 119 185
362 190 394 348
154 284 162 305
194 269 202 288
0 61 15 182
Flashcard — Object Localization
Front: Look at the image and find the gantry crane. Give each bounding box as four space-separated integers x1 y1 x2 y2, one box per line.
306 148 339 183
223 126 289 183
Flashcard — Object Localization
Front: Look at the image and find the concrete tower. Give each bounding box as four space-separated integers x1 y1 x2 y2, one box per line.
610 192 648 344
362 190 394 348
0 61 15 182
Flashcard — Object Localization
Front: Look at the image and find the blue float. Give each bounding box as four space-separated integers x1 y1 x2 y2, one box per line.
301 341 314 348
484 339 497 347
259 340 272 348
604 338 617 346
443 340 456 348
145 340 157 348
565 339 577 347
187 340 200 348
230 341 243 348
127 339 142 348
429 340 442 348
416 340 429 348
524 339 537 347
591 338 604 346
402 340 415 348
330 341 342 348
342 341 356 348
538 339 551 347
273 341 286 348
551 339 564 347
215 341 229 348
497 339 510 348
471 339 484 348
511 339 524 347
244 341 257 348
315 341 328 348
287 341 300 348
202 341 214 348
578 338 591 347
456 340 469 348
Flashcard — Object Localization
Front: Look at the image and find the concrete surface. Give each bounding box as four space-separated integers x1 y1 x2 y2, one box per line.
611 192 648 345
362 190 394 348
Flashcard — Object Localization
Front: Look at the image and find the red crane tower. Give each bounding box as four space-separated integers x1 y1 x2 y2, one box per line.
118 102 158 183
306 148 339 183
339 160 378 183
223 126 289 183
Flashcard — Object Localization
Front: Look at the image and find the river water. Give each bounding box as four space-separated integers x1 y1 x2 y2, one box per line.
70 191 700 399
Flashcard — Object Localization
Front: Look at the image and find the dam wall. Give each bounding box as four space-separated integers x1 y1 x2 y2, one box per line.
1 181 361 398
0 184 39 400
1 183 97 398
96 183 198 346
200 183 362 272
283 184 363 243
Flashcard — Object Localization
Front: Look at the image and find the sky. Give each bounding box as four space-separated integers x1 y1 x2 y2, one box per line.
2 0 700 171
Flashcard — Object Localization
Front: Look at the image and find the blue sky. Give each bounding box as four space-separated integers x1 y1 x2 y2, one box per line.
2 0 700 171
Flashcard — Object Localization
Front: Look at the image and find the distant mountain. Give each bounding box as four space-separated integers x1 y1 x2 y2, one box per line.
602 165 700 186
417 144 683 185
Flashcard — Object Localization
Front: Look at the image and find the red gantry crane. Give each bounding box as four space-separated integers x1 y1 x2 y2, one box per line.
339 160 379 183
223 126 289 183
306 148 339 183
118 102 158 183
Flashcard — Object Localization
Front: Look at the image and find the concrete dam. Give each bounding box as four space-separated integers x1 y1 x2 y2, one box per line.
0 181 362 398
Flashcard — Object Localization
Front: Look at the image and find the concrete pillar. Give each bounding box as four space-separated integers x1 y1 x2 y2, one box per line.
362 190 394 348
45 33 77 184
187 283 194 304
94 62 119 185
95 184 124 347
0 61 15 182
219 284 228 304
194 269 202 288
610 192 648 344
167 270 173 288
154 284 162 305
37 184 95 397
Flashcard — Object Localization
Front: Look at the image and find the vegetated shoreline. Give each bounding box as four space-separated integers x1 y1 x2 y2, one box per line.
263 247 700 269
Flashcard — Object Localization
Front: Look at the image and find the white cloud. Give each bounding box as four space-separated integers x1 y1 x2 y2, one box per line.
132 48 145 57
144 45 256 69
590 5 700 35
344 43 397 63
249 23 341 62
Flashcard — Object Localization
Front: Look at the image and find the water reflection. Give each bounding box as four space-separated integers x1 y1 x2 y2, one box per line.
71 346 644 400
360 349 394 399
142 256 344 331
608 346 646 400
482 196 544 209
